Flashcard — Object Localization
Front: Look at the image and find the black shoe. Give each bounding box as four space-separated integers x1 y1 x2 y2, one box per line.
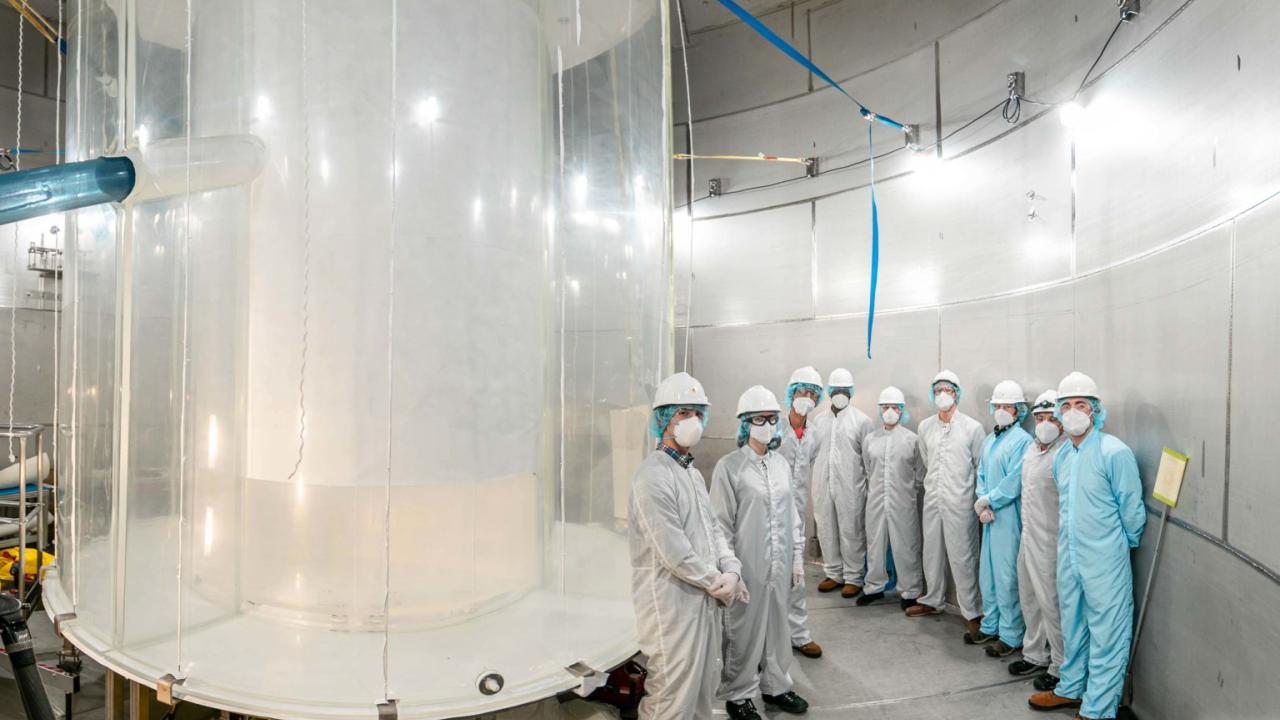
855 591 885 607
985 640 1022 658
899 597 919 611
761 691 809 715
1009 659 1048 676
725 699 762 720
1033 673 1060 692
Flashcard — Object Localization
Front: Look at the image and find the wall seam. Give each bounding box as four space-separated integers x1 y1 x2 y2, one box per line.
1222 219 1236 542
1148 504 1280 587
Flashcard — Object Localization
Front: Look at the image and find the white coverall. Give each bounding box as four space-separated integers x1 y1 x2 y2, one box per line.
862 423 925 597
710 445 804 702
916 411 986 618
810 407 874 585
1018 435 1067 674
778 422 817 645
629 449 742 720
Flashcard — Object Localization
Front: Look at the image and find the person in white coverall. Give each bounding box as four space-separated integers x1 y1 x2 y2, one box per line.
777 366 824 658
710 385 810 720
811 367 874 599
858 386 925 610
907 370 987 642
1009 390 1068 690
629 372 746 720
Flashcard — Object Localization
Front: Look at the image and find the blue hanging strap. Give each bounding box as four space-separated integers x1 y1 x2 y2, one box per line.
866 123 880 358
714 0 906 131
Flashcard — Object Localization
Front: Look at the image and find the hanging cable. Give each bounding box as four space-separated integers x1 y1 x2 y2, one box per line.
675 0 696 371
287 0 311 485
1077 18 1125 97
9 12 25 462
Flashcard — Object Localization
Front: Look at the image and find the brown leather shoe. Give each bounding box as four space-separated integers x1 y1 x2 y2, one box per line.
905 603 943 617
1027 690 1082 712
841 583 862 598
792 641 823 658
817 578 841 593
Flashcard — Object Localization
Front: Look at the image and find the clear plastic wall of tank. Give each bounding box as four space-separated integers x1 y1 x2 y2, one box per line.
672 1 1280 718
50 1 672 718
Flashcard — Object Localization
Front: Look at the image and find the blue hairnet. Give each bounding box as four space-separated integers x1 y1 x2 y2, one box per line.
650 404 709 439
929 381 961 404
989 401 1030 423
1055 397 1106 431
826 384 854 398
736 412 782 448
785 382 824 411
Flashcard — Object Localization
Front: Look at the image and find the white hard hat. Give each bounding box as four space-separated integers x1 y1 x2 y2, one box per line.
932 369 960 388
1057 371 1100 402
827 368 854 389
652 372 711 409
737 385 782 416
789 366 822 387
989 380 1026 404
878 386 906 405
1031 390 1058 414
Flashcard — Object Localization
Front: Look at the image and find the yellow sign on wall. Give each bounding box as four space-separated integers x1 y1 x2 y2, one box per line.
1153 448 1189 508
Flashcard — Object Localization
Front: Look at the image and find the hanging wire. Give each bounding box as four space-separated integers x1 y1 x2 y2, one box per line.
9 12 25 463
174 0 195 677
51 0 63 548
1077 18 1125 98
381 0 400 702
287 0 311 484
674 0 696 372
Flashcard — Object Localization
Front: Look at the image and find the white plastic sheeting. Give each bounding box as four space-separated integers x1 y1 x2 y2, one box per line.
46 1 672 718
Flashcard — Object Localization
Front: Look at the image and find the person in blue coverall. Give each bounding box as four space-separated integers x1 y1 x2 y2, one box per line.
1029 371 1146 720
972 380 1033 654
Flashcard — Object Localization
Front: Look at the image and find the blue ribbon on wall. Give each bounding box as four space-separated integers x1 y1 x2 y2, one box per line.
713 0 896 356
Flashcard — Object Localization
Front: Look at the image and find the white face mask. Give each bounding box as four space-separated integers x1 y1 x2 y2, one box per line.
673 417 704 448
792 397 816 417
1035 420 1061 445
994 409 1015 427
882 408 900 425
749 423 774 446
934 393 955 412
1061 408 1092 437
831 394 850 410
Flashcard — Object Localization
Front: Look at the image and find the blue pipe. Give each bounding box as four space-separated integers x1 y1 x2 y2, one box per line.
0 157 135 226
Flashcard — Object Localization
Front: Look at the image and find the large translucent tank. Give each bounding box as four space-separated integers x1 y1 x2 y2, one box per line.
46 1 673 717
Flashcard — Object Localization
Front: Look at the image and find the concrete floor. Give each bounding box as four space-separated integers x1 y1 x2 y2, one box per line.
0 566 1057 720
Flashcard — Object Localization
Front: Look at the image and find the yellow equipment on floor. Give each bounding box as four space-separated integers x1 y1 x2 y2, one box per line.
0 548 54 586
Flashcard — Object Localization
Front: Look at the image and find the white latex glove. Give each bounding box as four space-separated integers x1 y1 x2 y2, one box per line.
974 496 992 516
792 565 805 589
734 576 751 605
709 572 740 606
979 508 995 525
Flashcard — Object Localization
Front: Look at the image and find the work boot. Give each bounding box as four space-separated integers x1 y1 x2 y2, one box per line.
725 699 762 720
985 640 1022 658
762 691 809 715
841 583 862 598
792 641 823 659
963 618 995 645
1028 690 1081 712
899 597 919 611
817 578 842 593
855 591 884 607
1008 659 1047 676
905 603 942 617
1033 674 1060 692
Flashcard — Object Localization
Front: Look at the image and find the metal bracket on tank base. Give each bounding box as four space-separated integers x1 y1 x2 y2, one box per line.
156 674 184 706
377 699 399 720
1118 0 1140 21
566 661 607 697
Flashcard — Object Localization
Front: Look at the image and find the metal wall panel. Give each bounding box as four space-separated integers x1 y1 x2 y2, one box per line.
810 0 1001 83
676 4 809 121
1131 523 1280 719
689 202 814 326
1226 195 1280 570
939 283 1076 423
1074 0 1280 271
688 308 940 440
814 114 1072 315
1073 227 1231 534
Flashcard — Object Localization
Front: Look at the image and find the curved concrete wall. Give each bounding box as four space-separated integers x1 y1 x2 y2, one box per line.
673 1 1280 716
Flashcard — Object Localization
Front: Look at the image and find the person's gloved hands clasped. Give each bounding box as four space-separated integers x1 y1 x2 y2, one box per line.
709 572 741 607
